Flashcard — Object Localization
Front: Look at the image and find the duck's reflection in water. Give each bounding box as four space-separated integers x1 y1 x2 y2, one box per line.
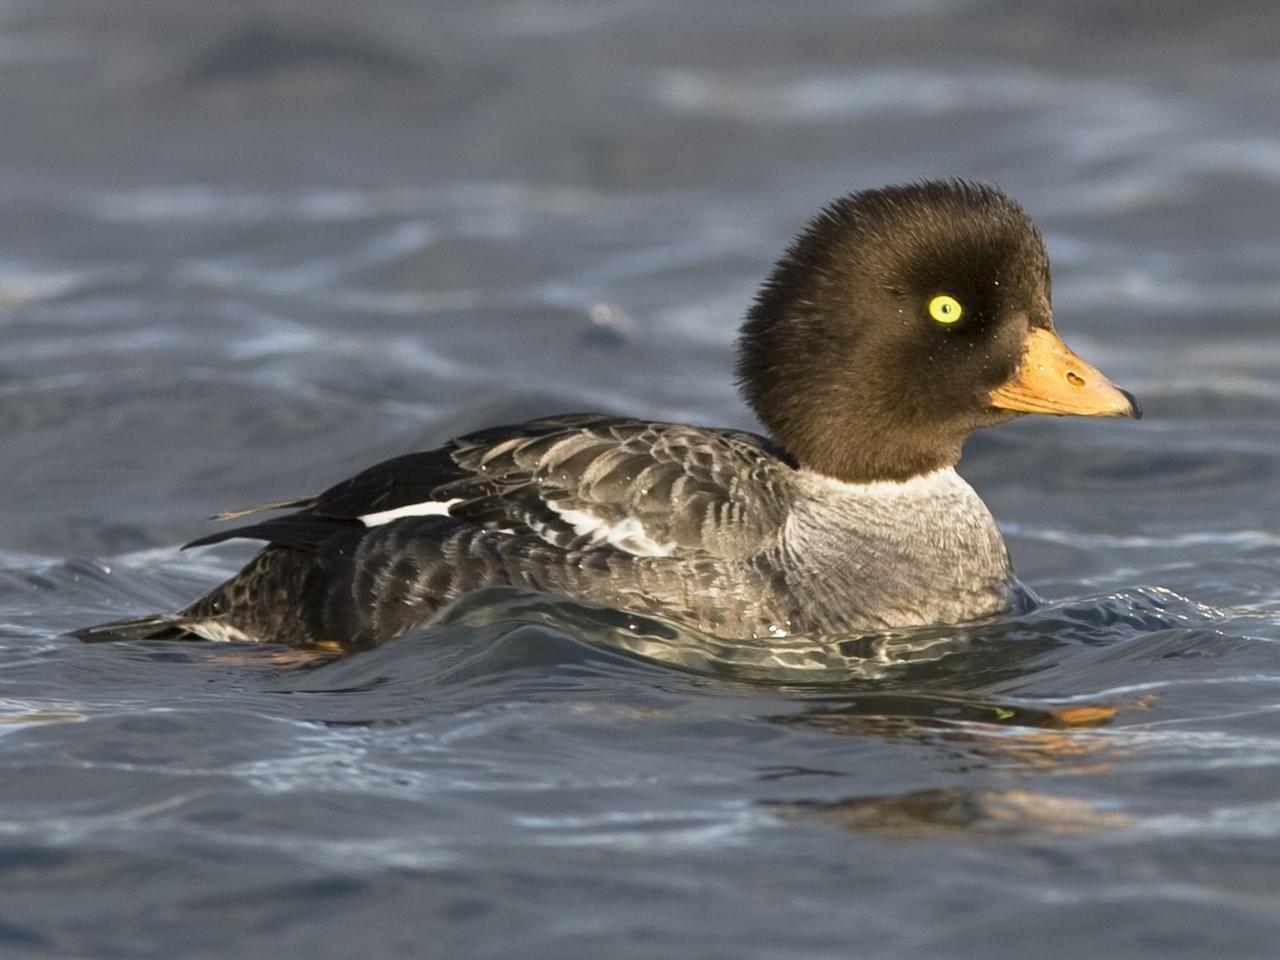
765 693 1149 838
773 786 1132 839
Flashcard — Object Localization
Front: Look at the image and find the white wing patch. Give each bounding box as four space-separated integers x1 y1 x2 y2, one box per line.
359 496 676 555
188 620 258 643
360 498 462 527
550 503 676 557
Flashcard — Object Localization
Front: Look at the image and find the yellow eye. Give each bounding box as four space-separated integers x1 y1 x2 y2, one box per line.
928 294 963 325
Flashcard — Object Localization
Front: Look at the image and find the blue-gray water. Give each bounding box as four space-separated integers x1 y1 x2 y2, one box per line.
3 1 1280 957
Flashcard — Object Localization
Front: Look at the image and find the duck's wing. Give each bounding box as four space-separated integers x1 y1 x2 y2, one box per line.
186 414 797 559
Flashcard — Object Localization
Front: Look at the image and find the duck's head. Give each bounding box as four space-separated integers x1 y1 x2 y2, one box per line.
736 180 1139 484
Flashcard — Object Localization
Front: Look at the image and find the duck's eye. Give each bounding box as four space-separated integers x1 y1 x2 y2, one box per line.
927 294 964 325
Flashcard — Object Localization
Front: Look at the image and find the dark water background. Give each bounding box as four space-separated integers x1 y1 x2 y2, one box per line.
3 1 1280 957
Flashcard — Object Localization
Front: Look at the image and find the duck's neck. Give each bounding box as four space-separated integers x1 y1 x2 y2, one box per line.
806 442 962 485
754 391 971 484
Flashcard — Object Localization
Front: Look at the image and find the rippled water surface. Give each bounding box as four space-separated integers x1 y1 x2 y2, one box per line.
3 1 1280 957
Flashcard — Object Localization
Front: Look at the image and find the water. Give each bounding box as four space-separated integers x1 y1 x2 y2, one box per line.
3 0 1280 956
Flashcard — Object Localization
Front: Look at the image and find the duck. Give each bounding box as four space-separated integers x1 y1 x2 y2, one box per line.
78 180 1139 650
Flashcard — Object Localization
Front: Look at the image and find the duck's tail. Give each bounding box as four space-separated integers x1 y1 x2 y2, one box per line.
72 545 314 646
71 612 200 643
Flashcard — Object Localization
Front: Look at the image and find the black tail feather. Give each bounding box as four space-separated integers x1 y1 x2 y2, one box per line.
71 613 199 643
184 512 361 551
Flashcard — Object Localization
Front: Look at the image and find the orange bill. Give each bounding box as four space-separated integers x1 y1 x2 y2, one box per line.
989 327 1141 419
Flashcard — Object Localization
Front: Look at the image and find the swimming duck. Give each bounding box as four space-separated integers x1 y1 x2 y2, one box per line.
80 180 1138 649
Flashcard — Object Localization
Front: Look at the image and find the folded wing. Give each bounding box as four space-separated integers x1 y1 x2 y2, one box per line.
186 414 797 561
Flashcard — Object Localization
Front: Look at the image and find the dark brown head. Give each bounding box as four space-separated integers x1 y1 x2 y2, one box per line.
736 180 1138 483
